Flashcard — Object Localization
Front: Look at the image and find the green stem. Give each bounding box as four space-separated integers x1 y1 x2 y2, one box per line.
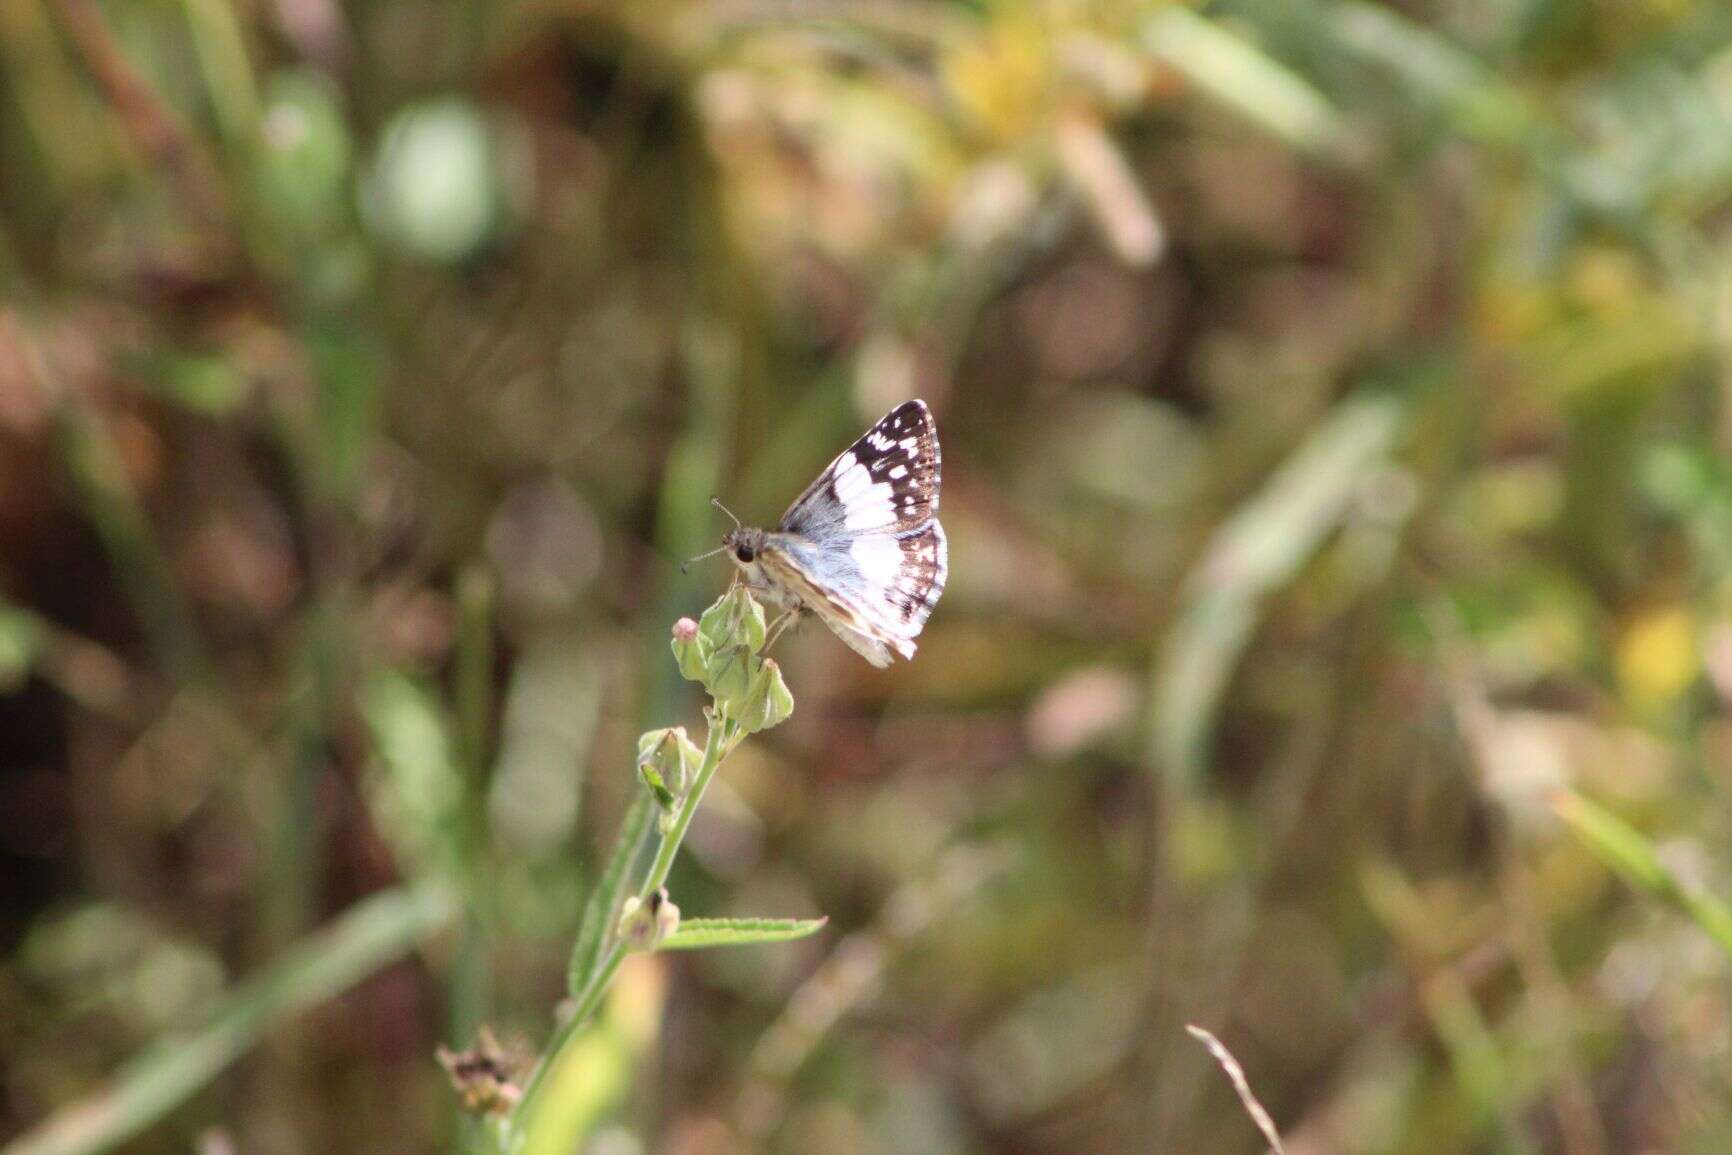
641 714 740 895
509 712 741 1146
564 946 625 1036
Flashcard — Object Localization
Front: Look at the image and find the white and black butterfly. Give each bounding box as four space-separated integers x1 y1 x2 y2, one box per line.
692 400 947 666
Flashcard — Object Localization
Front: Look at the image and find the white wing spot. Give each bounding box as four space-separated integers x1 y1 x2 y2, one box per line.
849 533 903 585
830 454 868 497
832 454 897 530
888 464 908 479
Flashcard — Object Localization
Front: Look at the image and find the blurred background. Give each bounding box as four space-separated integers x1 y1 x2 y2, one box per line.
6 0 1732 1152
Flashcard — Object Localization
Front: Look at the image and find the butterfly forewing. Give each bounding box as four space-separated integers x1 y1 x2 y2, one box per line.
778 400 940 537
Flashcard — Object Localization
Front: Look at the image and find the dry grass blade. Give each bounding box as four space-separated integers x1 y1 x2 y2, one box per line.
52 0 228 219
1185 1025 1287 1155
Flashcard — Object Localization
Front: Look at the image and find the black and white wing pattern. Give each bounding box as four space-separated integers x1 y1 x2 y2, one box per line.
760 400 947 666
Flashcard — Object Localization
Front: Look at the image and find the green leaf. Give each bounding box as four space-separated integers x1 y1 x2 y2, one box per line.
255 69 352 238
659 916 828 951
137 350 250 415
489 637 603 859
1552 790 1666 891
567 793 653 998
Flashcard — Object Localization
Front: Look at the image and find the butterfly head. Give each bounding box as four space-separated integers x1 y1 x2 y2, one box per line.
722 526 769 578
681 497 769 576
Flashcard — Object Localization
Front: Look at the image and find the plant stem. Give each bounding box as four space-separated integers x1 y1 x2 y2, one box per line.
564 947 625 1036
509 711 741 1145
641 714 741 895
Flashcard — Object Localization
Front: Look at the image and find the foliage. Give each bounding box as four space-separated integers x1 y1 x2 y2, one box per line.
5 1 1732 1152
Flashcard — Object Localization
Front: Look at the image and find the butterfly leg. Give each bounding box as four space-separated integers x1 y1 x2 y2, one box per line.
763 606 806 652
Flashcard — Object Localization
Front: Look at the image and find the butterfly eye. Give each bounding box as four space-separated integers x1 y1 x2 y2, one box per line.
735 544 755 563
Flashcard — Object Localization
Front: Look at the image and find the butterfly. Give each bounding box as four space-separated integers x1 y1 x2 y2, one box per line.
689 400 947 667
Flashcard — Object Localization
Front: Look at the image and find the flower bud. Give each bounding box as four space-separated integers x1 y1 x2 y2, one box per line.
706 645 757 708
671 617 709 683
729 656 795 733
636 727 701 812
699 585 767 656
617 887 681 952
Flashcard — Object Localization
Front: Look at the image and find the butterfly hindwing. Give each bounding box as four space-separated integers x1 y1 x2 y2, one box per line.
757 546 899 667
883 520 946 637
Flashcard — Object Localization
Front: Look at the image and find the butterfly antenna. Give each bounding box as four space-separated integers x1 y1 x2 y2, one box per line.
710 496 742 530
680 543 730 574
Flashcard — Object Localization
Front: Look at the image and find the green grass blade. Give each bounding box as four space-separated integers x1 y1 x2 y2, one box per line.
1330 2 1540 149
1554 790 1732 958
1149 392 1404 790
361 669 467 881
53 403 214 688
1419 967 1540 1155
1140 7 1348 159
179 0 259 151
1 885 457 1155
